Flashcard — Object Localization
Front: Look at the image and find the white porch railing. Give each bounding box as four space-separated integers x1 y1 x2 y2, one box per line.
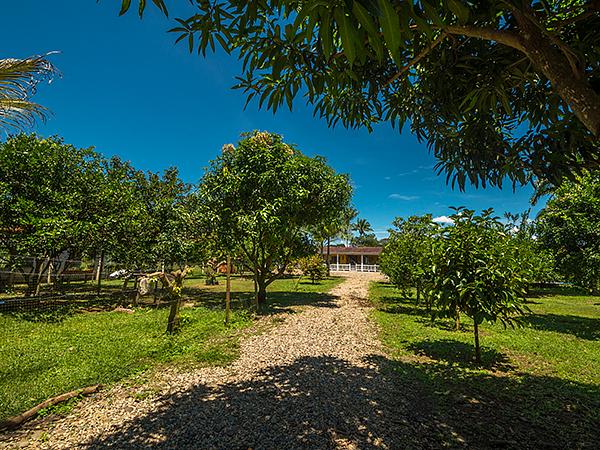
331 264 379 273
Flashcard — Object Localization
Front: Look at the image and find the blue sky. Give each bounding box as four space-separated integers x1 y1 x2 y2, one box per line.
1 1 544 237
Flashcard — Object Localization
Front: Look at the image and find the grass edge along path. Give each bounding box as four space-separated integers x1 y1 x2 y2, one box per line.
0 276 342 423
368 280 600 449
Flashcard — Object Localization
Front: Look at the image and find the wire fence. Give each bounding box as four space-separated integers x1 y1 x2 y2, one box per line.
0 254 159 315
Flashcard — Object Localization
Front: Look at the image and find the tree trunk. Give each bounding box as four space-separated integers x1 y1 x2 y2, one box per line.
473 320 481 364
416 282 421 304
455 306 461 331
257 279 267 307
253 273 259 310
225 256 231 326
96 251 104 296
166 297 182 333
326 237 331 277
514 10 600 136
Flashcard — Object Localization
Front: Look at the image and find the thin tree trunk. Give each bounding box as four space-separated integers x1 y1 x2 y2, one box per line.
96 250 104 296
225 256 231 326
416 281 421 304
474 320 481 364
34 257 50 297
455 306 461 331
257 274 267 310
253 272 259 311
326 237 331 277
166 297 181 333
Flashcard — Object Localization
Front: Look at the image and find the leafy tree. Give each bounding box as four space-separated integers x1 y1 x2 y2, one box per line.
200 131 352 306
0 134 204 295
427 208 529 363
379 214 438 302
351 232 380 247
536 172 600 293
504 210 555 286
118 0 600 187
0 134 105 294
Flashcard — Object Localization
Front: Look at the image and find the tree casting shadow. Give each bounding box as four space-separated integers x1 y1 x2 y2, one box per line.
518 313 600 340
84 354 599 450
407 339 514 371
187 288 338 315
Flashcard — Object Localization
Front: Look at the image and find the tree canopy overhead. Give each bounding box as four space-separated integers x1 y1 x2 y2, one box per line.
117 0 600 188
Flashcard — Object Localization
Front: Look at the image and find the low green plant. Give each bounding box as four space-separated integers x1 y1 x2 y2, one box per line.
296 255 328 284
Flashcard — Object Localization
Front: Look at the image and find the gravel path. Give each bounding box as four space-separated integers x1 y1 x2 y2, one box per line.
2 272 431 449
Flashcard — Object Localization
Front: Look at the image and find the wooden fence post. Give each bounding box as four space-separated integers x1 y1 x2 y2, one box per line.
225 256 231 326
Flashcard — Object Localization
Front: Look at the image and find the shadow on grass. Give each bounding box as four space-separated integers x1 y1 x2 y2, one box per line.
407 339 514 371
186 287 337 315
518 313 600 340
81 354 600 449
527 285 591 298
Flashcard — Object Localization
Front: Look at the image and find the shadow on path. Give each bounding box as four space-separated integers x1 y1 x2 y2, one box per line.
85 354 600 449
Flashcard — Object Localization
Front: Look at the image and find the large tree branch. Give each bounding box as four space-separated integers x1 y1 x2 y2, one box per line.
441 25 526 53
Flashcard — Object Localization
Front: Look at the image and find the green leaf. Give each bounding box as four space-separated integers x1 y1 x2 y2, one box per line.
378 0 402 64
119 0 132 16
335 9 357 65
353 1 379 38
319 13 334 57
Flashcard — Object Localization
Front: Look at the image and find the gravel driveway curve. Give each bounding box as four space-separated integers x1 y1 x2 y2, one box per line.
2 272 432 449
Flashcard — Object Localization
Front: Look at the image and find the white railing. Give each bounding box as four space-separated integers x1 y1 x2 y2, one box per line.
331 264 380 273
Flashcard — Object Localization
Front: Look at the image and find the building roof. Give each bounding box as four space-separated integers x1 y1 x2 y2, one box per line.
322 246 383 256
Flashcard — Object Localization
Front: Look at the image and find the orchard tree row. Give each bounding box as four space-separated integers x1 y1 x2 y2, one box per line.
380 173 600 362
0 132 353 307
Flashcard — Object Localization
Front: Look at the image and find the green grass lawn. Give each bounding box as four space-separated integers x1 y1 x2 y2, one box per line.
0 275 341 422
370 282 600 448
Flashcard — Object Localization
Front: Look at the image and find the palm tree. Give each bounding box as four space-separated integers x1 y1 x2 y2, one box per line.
352 218 373 237
0 54 58 132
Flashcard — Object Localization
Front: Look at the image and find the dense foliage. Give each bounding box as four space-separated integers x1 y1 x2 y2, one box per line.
537 172 600 294
297 254 329 284
199 131 352 304
381 208 533 362
427 208 529 362
0 134 204 293
118 0 600 188
379 214 438 301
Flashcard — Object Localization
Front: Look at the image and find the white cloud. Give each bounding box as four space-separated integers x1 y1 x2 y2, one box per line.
433 215 454 225
388 194 419 201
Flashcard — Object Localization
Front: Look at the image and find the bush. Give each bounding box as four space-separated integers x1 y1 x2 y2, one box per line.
297 255 328 284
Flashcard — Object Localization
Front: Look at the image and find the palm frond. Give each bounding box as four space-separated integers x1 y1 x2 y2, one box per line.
0 53 59 132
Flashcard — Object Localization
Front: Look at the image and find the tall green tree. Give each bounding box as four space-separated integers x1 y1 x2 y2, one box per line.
536 172 600 294
200 131 352 305
427 208 529 363
504 210 555 286
118 0 600 187
380 214 439 302
0 134 104 294
0 55 58 132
